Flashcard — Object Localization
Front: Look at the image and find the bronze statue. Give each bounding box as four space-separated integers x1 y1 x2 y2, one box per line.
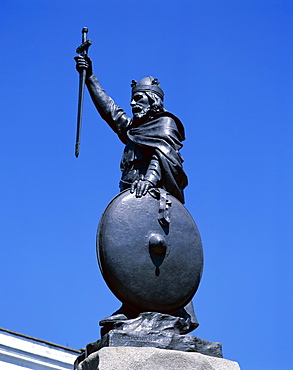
74 53 202 331
73 31 227 369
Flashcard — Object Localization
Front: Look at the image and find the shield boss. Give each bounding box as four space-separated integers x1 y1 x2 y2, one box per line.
97 189 203 313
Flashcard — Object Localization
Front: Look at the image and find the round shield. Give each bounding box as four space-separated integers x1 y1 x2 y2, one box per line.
97 189 203 313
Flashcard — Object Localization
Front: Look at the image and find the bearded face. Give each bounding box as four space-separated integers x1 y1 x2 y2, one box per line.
130 92 151 121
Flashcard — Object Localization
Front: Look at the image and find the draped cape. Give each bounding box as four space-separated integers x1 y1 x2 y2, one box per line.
126 112 188 203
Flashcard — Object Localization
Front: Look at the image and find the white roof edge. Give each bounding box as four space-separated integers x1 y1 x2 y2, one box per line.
0 328 84 354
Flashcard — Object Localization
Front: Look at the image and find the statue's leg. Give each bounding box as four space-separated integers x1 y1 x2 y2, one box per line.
184 300 199 331
170 300 199 334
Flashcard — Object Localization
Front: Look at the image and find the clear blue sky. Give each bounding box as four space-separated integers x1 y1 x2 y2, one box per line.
1 1 292 369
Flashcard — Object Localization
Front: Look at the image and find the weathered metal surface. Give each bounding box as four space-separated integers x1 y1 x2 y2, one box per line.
97 189 203 313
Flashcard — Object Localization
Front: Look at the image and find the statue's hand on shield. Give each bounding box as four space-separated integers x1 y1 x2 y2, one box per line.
74 55 93 78
130 176 153 198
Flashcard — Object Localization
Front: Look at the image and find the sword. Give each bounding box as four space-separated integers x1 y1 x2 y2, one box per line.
75 27 92 158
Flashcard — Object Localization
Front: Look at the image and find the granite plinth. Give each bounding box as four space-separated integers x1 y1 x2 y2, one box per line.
75 347 241 370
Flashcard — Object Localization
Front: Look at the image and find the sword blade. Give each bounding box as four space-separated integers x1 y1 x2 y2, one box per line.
75 68 86 158
75 27 89 158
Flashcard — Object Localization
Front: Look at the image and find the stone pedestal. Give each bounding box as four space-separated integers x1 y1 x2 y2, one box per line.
76 347 241 370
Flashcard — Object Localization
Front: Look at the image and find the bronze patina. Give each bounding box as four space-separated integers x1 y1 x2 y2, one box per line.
74 28 206 356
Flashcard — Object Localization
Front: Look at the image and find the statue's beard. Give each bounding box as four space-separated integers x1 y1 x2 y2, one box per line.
132 105 151 122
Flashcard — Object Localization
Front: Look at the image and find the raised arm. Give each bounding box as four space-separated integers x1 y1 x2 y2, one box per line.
75 55 131 144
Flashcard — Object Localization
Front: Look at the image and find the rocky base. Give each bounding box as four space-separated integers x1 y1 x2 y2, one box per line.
100 312 221 356
75 312 224 369
99 329 222 356
75 347 241 370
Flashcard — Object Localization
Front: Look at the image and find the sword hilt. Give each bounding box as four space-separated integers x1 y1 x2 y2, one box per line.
76 39 92 54
76 27 92 55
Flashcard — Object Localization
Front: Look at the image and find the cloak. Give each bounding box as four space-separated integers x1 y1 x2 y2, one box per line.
126 112 188 203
